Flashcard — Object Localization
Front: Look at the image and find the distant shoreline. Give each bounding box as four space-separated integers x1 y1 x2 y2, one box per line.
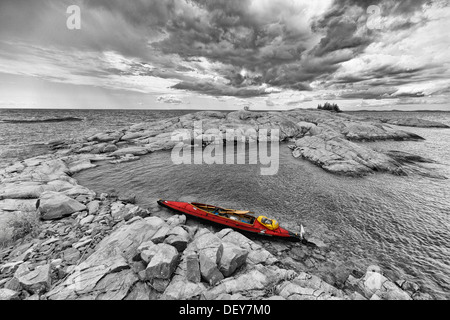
0 117 85 124
346 109 450 113
1 108 450 113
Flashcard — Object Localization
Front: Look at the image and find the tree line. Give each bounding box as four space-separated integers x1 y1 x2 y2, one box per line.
318 102 342 113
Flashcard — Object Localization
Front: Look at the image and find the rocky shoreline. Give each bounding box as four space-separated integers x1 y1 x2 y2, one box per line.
353 113 450 129
0 109 443 300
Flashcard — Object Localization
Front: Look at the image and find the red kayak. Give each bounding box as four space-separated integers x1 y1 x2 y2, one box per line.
157 200 306 242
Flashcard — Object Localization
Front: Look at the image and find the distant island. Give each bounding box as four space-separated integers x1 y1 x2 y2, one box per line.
0 117 84 124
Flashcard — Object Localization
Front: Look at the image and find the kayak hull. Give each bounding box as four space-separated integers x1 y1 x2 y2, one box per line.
157 200 302 242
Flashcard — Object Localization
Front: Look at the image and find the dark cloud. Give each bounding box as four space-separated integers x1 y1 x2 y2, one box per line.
311 19 371 58
172 80 268 97
148 0 316 91
393 92 426 98
332 65 426 85
0 0 446 101
309 0 432 61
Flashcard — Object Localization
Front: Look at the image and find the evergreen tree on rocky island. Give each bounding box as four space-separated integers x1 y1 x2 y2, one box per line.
318 102 342 113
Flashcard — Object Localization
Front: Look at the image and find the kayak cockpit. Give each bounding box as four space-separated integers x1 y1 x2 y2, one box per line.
192 202 256 225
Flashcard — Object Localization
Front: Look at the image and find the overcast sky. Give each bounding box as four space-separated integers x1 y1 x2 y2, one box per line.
0 0 449 110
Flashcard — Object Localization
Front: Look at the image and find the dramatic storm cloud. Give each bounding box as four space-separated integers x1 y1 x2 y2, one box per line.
0 0 449 109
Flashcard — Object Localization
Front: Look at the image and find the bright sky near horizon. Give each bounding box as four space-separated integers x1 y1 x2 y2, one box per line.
0 0 449 111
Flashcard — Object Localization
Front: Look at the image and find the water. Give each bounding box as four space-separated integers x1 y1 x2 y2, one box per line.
0 108 192 168
1 108 450 298
74 136 450 299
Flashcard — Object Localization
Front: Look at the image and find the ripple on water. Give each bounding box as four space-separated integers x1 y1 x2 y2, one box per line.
76 135 450 299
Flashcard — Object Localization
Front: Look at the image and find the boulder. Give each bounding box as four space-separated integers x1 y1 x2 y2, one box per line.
400 280 420 294
94 217 162 262
141 246 160 264
199 250 224 286
15 263 52 294
0 182 49 199
163 275 207 299
24 159 69 182
0 261 24 274
110 147 149 158
150 224 172 244
137 240 156 254
289 272 344 298
16 156 43 167
145 244 180 281
38 191 86 220
277 282 317 299
292 134 404 176
412 292 434 300
144 216 166 229
72 237 93 249
46 180 76 192
167 226 190 239
297 121 317 135
378 280 412 300
121 131 152 141
111 202 149 221
356 266 412 300
164 226 190 252
164 234 189 252
219 242 249 277
77 144 102 154
192 230 223 264
166 214 187 227
91 269 139 300
203 265 295 299
67 159 96 174
102 144 118 153
360 271 387 296
111 201 149 221
88 131 123 143
218 229 276 265
79 215 95 226
0 288 20 300
6 242 35 262
0 199 38 212
61 247 81 264
124 282 151 300
186 254 201 283
86 200 100 215
145 135 180 152
62 186 96 199
162 251 207 299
